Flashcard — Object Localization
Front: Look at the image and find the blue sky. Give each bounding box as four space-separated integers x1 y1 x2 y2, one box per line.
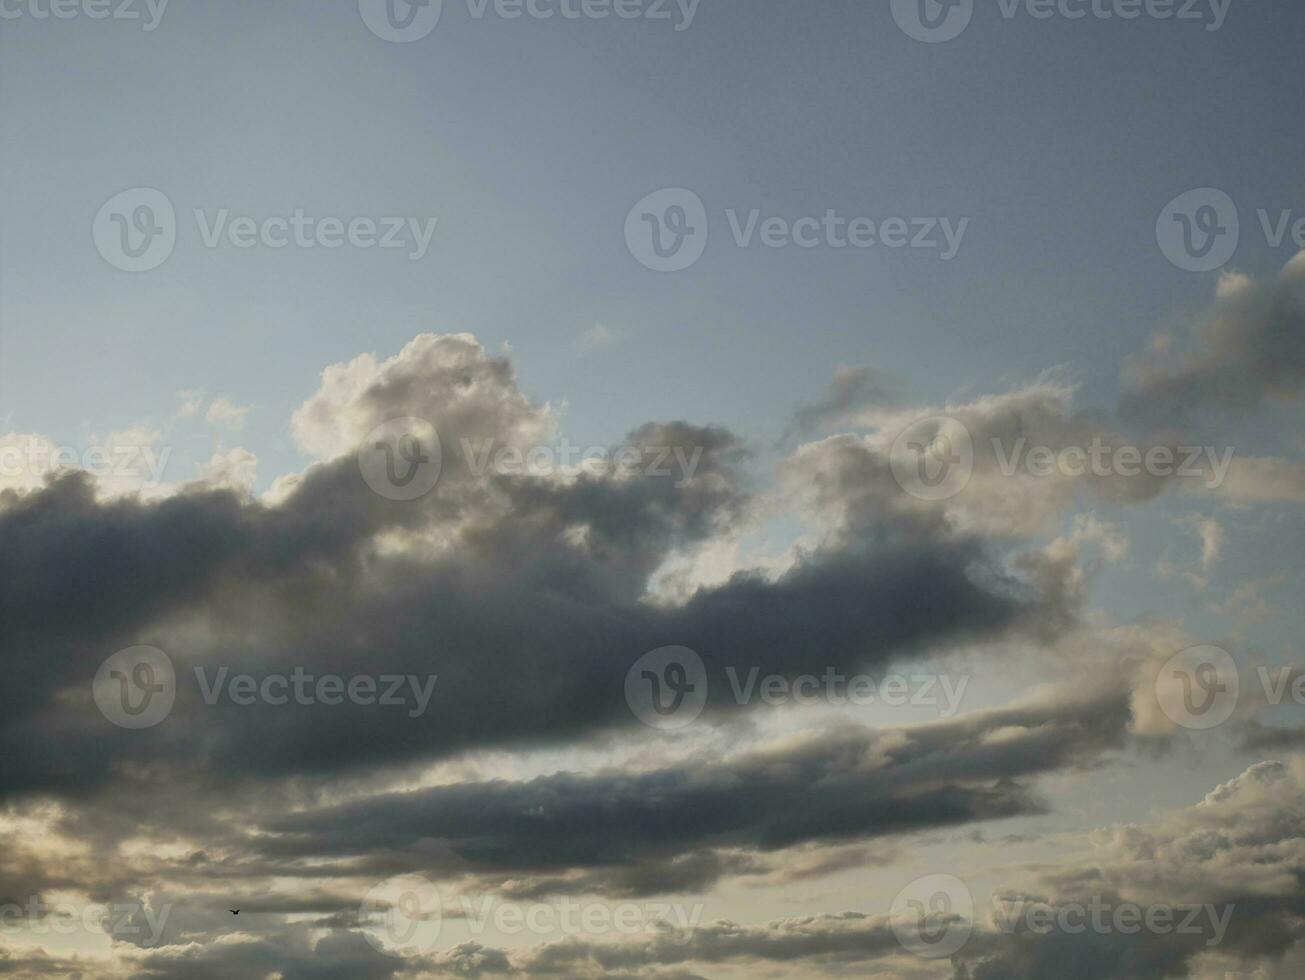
4 0 1303 464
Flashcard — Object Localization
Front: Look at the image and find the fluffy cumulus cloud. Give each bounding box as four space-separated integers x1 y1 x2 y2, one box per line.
1 313 1302 978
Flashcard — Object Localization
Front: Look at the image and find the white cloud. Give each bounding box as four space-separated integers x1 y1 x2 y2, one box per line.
205 397 252 431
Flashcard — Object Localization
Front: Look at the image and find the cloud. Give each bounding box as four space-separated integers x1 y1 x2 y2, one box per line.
1120 252 1305 425
257 685 1130 896
6 330 1296 980
198 446 258 492
785 380 1215 542
575 324 627 354
98 755 1303 980
0 335 1063 808
175 389 205 419
953 758 1305 980
1210 455 1305 504
780 365 895 442
205 397 252 431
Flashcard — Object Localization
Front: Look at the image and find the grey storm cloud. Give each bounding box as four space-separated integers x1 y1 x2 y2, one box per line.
0 335 1067 803
255 686 1130 895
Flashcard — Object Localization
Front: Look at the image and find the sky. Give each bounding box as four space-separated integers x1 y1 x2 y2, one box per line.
1 0 1304 977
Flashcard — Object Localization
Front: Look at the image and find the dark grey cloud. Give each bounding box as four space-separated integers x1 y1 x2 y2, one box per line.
254 687 1129 896
0 337 1066 805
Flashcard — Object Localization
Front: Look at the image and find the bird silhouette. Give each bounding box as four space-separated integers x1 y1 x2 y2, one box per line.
229 909 240 915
